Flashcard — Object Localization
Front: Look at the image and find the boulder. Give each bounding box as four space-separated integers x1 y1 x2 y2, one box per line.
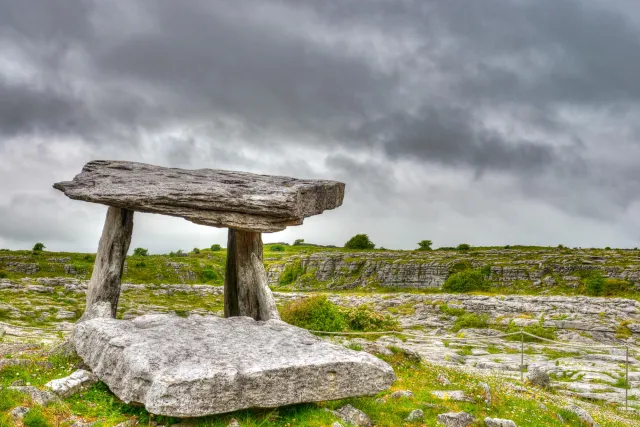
334 405 373 427
74 314 395 417
54 160 345 232
437 412 475 427
45 369 98 398
10 407 30 419
389 390 414 399
405 409 424 421
484 418 517 427
564 405 598 427
527 367 550 388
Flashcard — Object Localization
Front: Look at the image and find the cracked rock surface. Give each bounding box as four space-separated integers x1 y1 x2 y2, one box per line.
74 314 395 417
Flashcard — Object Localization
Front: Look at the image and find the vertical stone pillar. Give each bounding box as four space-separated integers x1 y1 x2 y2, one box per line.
224 229 279 320
80 207 134 321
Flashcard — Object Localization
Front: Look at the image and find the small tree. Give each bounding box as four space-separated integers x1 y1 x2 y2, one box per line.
417 240 433 251
33 243 45 252
133 248 148 257
210 244 222 251
192 248 201 254
344 234 375 250
293 239 305 246
457 243 471 251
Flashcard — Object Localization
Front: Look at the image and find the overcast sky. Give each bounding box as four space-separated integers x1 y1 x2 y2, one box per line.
1 0 640 253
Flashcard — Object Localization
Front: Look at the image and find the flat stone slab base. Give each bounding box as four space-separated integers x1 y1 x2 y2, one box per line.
74 314 395 417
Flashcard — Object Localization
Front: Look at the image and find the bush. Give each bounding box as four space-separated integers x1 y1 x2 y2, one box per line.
457 243 470 251
192 248 201 254
452 313 488 332
280 295 398 332
0 271 7 279
201 269 218 282
585 273 606 296
269 244 285 252
210 244 222 251
440 303 466 316
133 247 148 256
344 234 375 250
417 240 432 251
341 305 399 331
280 295 346 332
279 260 303 285
442 270 490 293
32 242 45 252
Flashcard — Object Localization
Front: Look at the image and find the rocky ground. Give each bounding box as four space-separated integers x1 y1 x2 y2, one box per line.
2 277 639 415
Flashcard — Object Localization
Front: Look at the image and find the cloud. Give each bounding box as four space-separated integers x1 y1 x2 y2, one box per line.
0 0 639 250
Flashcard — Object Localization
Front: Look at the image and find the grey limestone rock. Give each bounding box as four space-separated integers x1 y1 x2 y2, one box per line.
335 404 373 427
9 385 58 405
390 390 414 399
405 409 424 421
45 369 98 398
54 160 345 232
431 390 473 402
74 314 395 417
527 367 551 389
484 418 517 427
437 412 476 427
564 405 598 427
10 406 30 419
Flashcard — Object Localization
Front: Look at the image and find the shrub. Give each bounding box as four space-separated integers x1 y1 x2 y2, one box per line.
293 239 305 246
32 242 45 252
341 305 399 331
269 244 285 252
279 260 303 285
585 273 606 296
452 313 488 332
480 264 492 277
133 247 148 256
192 248 201 254
210 244 222 251
417 240 433 251
0 271 7 279
442 270 490 293
280 295 346 332
457 243 470 251
449 260 473 274
201 269 218 282
280 296 398 332
440 303 466 317
344 234 375 250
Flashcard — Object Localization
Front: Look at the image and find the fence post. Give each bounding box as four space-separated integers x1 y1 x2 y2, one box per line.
626 345 629 411
520 327 524 383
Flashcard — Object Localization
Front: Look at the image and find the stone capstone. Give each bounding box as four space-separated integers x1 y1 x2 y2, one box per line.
73 314 395 417
54 160 345 232
45 369 98 398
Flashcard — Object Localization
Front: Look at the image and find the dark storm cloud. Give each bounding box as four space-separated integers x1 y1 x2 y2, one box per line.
1 0 640 248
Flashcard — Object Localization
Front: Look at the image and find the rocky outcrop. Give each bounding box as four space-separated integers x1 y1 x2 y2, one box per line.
267 250 640 290
74 314 395 417
54 160 345 232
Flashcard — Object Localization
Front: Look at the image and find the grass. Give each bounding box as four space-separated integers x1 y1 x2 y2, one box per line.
1 344 636 426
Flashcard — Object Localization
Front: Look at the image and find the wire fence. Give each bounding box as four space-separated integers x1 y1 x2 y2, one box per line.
310 328 638 411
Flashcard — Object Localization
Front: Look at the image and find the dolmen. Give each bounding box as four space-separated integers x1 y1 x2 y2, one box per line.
54 160 395 417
